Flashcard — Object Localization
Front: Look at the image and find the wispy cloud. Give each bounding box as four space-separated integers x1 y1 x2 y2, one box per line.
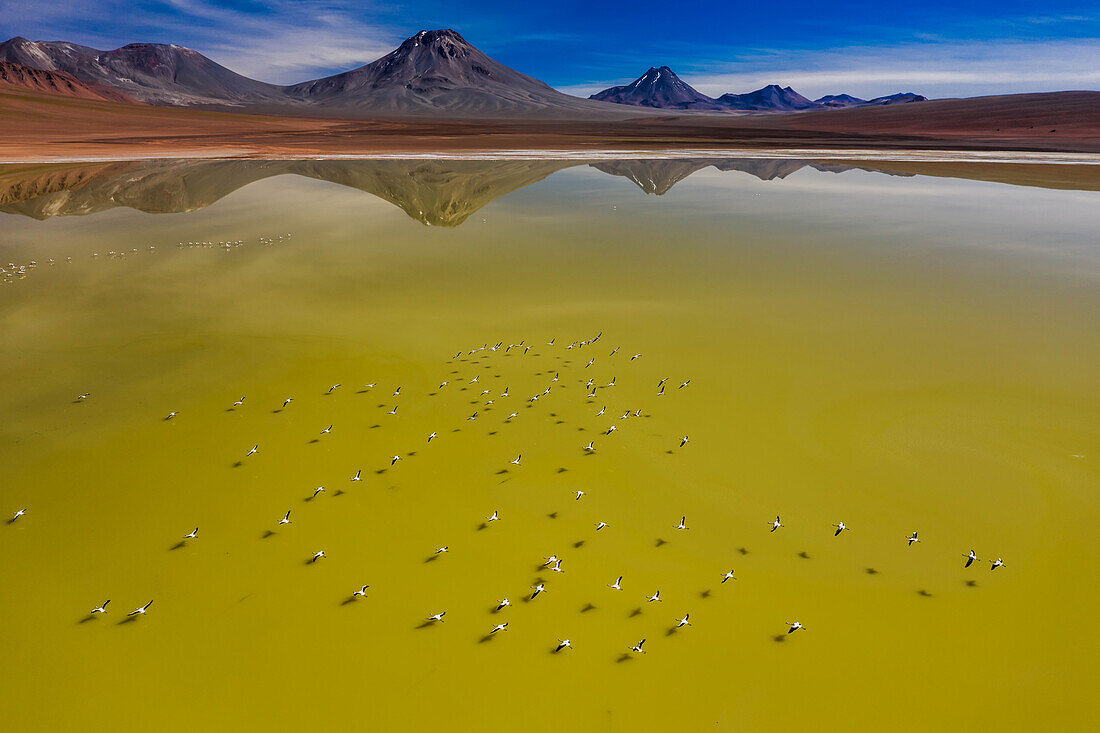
560 39 1100 100
0 0 407 83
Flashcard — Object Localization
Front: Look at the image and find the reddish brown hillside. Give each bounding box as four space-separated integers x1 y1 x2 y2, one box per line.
0 60 141 104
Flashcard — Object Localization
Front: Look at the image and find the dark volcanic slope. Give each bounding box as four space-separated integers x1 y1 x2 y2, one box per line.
589 67 724 110
0 36 285 106
285 29 631 118
717 84 817 111
0 60 140 103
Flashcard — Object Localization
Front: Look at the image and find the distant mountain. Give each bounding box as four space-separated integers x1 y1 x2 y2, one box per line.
588 75 927 113
716 84 817 111
0 36 284 106
864 92 927 105
814 93 866 108
588 67 723 110
812 92 928 108
0 60 140 103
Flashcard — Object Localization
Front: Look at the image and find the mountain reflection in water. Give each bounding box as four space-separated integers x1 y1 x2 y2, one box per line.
1 156 1096 226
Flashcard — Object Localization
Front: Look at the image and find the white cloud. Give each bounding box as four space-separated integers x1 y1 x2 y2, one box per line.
0 0 406 83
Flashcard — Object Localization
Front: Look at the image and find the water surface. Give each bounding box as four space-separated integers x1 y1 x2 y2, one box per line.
1 158 1097 731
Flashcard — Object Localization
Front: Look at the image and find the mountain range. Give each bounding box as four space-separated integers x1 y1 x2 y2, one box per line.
0 30 637 118
0 31 924 118
0 157 895 223
4 156 1097 226
590 66 925 112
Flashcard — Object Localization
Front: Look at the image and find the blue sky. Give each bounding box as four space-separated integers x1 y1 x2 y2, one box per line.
2 1 1098 98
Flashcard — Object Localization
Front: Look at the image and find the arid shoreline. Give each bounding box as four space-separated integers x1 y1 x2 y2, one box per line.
2 87 1099 164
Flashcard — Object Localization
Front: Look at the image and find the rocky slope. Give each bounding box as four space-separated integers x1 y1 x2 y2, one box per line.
0 60 139 103
0 36 284 106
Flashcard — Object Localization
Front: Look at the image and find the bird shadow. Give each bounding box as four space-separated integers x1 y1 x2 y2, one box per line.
478 634 496 644
496 469 509 475
375 469 387 475
78 615 98 624
169 541 187 551
580 603 596 613
271 409 283 414
476 523 488 531
547 512 558 520
655 538 667 547
628 607 642 618
573 540 585 549
231 461 243 468
415 621 439 630
738 547 750 555
308 438 320 444
4 518 16 525
665 627 679 637
556 468 568 473
261 530 276 539
772 634 787 643
865 567 879 575
116 616 138 626
332 489 345 497
340 597 359 606
616 653 634 664
797 551 812 560
965 580 978 588
369 424 382 429
699 589 711 599
917 589 933 597
423 555 439 564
